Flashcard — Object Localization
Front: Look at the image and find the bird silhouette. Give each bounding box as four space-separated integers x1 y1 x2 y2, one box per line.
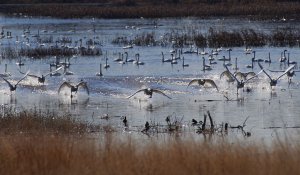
127 88 171 99
1 71 29 92
19 66 63 84
58 80 89 98
187 78 219 91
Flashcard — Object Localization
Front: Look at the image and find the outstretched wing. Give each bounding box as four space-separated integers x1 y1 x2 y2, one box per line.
152 89 172 99
187 79 199 87
203 79 219 91
77 81 89 95
245 72 256 78
1 77 14 89
16 71 29 85
234 72 246 80
276 65 295 80
244 70 263 83
268 69 284 73
58 81 72 94
45 66 63 77
127 89 146 99
220 70 234 80
258 62 272 81
18 69 39 79
223 64 240 83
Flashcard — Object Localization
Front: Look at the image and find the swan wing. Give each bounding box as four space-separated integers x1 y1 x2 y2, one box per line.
234 72 246 80
58 81 72 94
267 69 284 73
1 77 14 89
203 79 219 91
152 89 172 99
127 89 146 99
220 70 234 80
45 66 63 77
244 70 263 83
276 65 295 80
245 72 256 78
16 71 30 85
258 62 273 81
18 69 39 79
223 64 239 83
77 81 89 95
187 79 199 87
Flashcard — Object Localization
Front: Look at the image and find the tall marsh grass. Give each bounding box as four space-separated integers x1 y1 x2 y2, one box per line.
0 133 299 174
0 107 299 174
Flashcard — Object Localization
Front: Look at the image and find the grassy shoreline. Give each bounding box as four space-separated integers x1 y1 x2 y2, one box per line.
0 2 300 19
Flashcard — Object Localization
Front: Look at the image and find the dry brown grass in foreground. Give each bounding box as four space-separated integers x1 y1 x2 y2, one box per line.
0 134 299 175
0 108 299 174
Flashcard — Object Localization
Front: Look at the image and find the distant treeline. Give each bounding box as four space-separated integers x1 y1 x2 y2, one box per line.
1 0 300 4
0 0 300 18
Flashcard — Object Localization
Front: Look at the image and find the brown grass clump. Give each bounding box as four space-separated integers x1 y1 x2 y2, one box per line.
0 107 101 135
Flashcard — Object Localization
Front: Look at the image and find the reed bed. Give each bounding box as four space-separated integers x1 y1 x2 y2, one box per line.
0 132 299 174
113 28 300 48
1 2 300 19
0 107 299 174
1 45 101 59
0 106 103 135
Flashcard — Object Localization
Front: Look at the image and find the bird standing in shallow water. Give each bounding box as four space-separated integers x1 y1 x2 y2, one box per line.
58 80 89 98
187 78 219 91
127 88 171 99
1 71 29 93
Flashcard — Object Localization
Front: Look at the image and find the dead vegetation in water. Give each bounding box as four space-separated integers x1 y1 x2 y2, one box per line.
112 27 300 49
0 106 104 135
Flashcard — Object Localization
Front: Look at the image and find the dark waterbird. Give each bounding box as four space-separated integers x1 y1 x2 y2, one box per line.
127 88 172 99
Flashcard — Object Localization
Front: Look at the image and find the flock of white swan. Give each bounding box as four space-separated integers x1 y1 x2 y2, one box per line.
0 46 298 100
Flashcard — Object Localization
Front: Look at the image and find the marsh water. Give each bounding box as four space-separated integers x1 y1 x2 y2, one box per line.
1 16 300 143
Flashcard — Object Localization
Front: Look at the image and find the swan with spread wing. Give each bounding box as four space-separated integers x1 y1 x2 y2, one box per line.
19 66 63 84
58 80 89 98
127 88 171 99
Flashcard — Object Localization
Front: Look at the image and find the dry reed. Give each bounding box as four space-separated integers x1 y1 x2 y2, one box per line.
0 107 299 174
0 133 299 175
